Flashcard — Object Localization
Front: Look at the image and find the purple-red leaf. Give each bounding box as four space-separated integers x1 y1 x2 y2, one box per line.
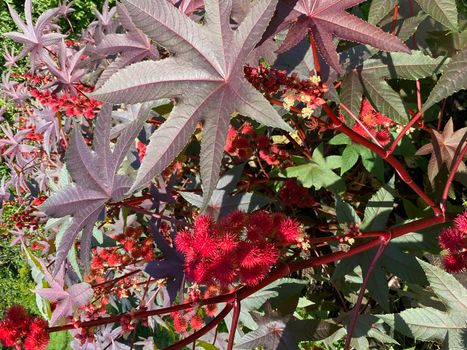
415 118 467 185
261 0 410 73
92 0 291 207
41 104 152 274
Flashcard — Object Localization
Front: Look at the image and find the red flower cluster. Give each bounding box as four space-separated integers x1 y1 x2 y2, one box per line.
439 212 467 272
30 85 100 119
279 179 316 208
225 122 291 167
175 211 302 287
14 73 101 119
0 305 49 350
244 64 328 98
346 99 394 146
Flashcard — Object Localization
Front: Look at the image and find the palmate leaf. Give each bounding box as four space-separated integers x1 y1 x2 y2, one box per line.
423 47 467 111
284 145 345 192
414 0 459 32
379 259 467 349
34 262 93 326
41 104 153 274
4 0 64 72
368 0 397 25
145 220 184 304
237 304 338 350
92 0 292 207
260 0 410 73
415 118 467 186
95 3 159 89
340 50 448 123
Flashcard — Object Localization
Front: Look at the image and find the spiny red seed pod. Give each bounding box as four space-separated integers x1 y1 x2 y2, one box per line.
0 305 49 350
172 313 187 333
439 227 465 252
454 212 467 233
442 253 466 273
178 212 302 288
190 315 204 330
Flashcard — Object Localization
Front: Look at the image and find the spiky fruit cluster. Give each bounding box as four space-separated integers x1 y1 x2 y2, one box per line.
439 212 467 272
0 305 49 350
175 211 302 288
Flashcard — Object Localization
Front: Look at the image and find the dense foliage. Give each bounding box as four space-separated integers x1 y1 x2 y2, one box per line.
0 0 466 349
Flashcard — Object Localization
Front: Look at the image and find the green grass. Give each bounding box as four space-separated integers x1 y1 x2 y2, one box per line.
47 332 73 350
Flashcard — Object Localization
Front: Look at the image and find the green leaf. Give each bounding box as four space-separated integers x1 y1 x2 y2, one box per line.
423 47 467 111
379 259 467 348
353 315 399 345
340 70 363 127
336 194 361 226
380 246 427 286
284 146 345 192
359 250 390 311
363 51 449 80
380 307 465 343
340 145 360 174
360 71 408 123
391 226 442 254
329 133 352 145
388 13 428 42
414 0 459 32
361 149 385 181
361 176 395 231
418 259 467 314
368 0 398 24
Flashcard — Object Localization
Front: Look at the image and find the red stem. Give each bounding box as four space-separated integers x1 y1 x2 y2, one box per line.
440 143 467 212
309 32 321 77
387 112 422 155
322 104 441 216
227 299 241 350
339 101 383 147
390 5 399 34
344 241 388 350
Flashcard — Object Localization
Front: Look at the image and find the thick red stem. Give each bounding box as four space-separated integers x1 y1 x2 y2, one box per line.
322 104 441 216
387 112 422 155
440 143 467 212
344 241 388 350
309 32 321 77
227 299 241 350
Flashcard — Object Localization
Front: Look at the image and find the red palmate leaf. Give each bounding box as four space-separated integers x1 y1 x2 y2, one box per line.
261 0 410 73
92 0 292 207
